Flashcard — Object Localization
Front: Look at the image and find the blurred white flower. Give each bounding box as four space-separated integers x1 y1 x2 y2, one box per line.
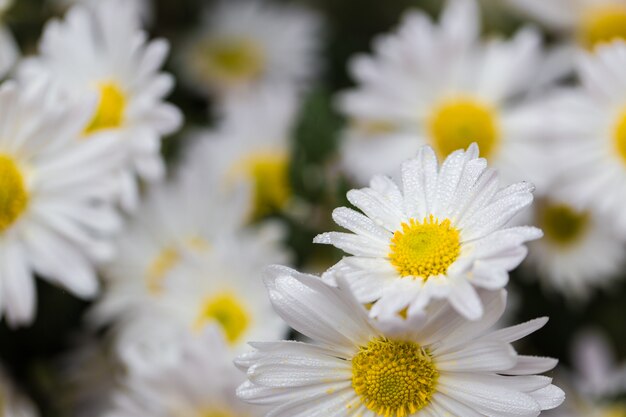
551 41 626 235
525 194 625 301
0 366 39 417
338 0 558 189
237 266 564 416
106 327 260 417
19 0 182 210
315 144 541 320
548 330 626 416
0 80 123 326
505 0 626 49
185 85 300 219
178 0 321 98
92 168 290 364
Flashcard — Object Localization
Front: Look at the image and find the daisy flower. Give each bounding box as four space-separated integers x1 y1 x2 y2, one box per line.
184 85 300 219
551 41 626 235
525 194 625 301
0 80 123 326
236 265 565 417
19 0 182 209
315 144 541 320
338 0 555 189
178 0 321 97
106 327 261 417
92 168 290 359
505 0 626 49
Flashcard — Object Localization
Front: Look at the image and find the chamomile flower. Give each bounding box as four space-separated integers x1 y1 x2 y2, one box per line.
338 0 554 189
525 194 625 301
92 166 290 351
0 366 39 417
19 0 182 209
0 80 123 326
107 327 260 417
178 0 321 98
315 144 541 320
551 41 626 235
237 265 565 417
184 85 300 219
505 0 626 49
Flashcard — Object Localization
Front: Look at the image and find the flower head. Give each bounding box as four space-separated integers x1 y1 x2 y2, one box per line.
236 265 565 416
315 144 541 320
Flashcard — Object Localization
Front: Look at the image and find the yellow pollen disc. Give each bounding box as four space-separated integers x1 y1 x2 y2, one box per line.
0 154 29 234
197 37 265 85
232 152 291 219
612 108 626 164
145 247 180 294
195 292 250 344
602 404 626 417
539 203 590 247
428 98 500 159
145 237 210 294
389 215 461 279
351 337 439 417
84 82 127 135
579 5 626 49
198 410 238 417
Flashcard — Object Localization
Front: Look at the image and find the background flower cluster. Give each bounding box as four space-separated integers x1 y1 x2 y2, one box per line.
0 0 625 416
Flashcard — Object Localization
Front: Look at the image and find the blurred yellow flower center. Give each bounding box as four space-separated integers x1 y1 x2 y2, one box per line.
145 238 210 294
237 152 291 219
579 5 626 49
602 404 626 417
613 108 626 164
0 154 29 234
352 337 439 417
84 82 127 134
200 37 265 84
195 292 250 344
428 98 499 159
539 203 589 247
389 216 461 279
199 410 237 417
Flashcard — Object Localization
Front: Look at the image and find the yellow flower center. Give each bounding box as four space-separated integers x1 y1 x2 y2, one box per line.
145 238 210 294
428 98 500 159
197 37 265 85
602 404 626 417
0 154 29 234
84 82 127 135
198 410 238 417
579 5 626 49
351 337 439 417
195 292 250 344
612 107 626 164
233 152 291 219
389 216 461 279
539 203 590 247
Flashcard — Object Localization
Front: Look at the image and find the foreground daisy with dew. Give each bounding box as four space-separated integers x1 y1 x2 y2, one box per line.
316 144 541 320
236 265 565 416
